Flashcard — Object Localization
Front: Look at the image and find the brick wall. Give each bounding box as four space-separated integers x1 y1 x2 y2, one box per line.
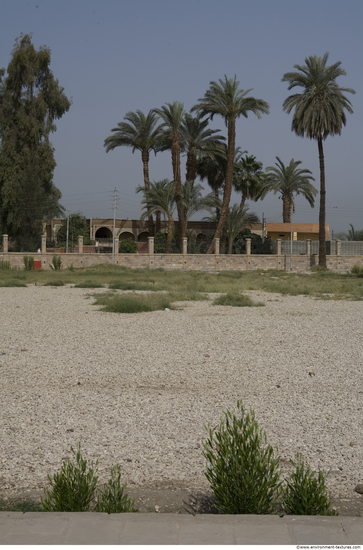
1 252 362 272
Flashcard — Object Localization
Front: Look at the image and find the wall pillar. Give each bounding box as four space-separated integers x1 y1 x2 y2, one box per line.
2 234 8 253
336 239 341 256
114 237 119 256
78 236 83 254
245 238 251 255
277 239 282 256
148 237 154 255
41 234 47 254
306 239 311 256
215 238 220 255
182 237 188 255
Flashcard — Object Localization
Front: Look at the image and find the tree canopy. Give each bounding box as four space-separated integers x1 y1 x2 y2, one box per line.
0 34 71 250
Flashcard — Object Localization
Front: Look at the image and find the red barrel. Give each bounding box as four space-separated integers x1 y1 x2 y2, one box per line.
33 260 42 270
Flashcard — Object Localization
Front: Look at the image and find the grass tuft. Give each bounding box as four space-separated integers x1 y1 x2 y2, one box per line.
213 293 265 307
43 280 65 286
93 292 173 313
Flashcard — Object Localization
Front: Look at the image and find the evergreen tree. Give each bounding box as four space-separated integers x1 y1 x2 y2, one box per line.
0 34 71 250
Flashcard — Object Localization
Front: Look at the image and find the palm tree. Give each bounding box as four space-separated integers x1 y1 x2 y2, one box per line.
181 181 217 222
224 204 260 254
347 224 363 241
181 113 225 184
258 157 317 223
233 154 266 208
282 53 355 266
104 110 163 235
137 179 176 254
192 76 269 253
153 102 186 242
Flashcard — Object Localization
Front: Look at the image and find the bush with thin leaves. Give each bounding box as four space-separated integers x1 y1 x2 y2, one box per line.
95 465 137 514
203 401 282 514
282 454 337 515
23 256 34 271
49 255 62 270
41 444 99 512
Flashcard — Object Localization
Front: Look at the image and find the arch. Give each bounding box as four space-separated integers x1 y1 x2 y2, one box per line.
138 231 149 242
95 227 112 239
119 231 135 241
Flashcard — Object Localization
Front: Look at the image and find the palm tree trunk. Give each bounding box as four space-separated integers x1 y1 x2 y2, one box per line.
207 120 235 254
171 137 186 242
240 194 246 209
318 137 327 267
155 211 161 234
186 152 197 184
141 150 154 236
282 195 291 223
165 217 174 254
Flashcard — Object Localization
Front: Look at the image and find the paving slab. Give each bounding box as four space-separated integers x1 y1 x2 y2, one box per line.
119 514 180 545
0 512 23 543
340 517 363 544
234 515 293 545
63 512 125 545
178 515 235 544
285 516 351 545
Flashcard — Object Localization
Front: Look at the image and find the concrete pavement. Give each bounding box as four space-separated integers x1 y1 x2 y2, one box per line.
0 512 362 545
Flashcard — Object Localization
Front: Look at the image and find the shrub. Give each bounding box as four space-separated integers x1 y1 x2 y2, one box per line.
213 293 264 307
351 264 363 277
43 280 65 286
49 255 62 270
203 401 282 514
119 239 138 254
282 454 337 515
0 260 11 270
23 256 34 271
93 292 172 313
41 444 99 512
95 465 137 514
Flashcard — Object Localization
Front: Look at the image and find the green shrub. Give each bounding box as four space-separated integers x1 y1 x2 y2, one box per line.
95 465 137 514
282 454 337 515
0 498 43 512
0 281 27 287
119 239 138 253
50 255 62 270
41 444 99 512
74 281 104 288
0 260 11 270
23 256 34 271
43 280 65 286
203 401 282 514
93 292 172 313
213 293 265 307
351 264 363 276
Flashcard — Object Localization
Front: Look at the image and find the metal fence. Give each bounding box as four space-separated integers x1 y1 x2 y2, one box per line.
270 240 363 256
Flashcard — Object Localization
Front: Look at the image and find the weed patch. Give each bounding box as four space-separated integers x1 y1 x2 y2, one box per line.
213 293 265 307
93 291 173 313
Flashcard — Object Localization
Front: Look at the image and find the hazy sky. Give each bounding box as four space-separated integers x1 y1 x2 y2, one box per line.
1 0 362 235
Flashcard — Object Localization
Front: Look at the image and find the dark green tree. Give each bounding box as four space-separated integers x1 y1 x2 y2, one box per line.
153 102 186 242
233 153 266 208
282 53 355 267
0 34 71 251
56 213 91 247
192 76 269 253
104 110 163 235
258 157 317 223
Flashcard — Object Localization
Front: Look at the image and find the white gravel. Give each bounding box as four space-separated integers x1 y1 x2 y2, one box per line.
0 285 362 501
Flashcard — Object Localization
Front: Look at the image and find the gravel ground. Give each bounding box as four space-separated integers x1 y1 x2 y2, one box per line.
0 285 362 506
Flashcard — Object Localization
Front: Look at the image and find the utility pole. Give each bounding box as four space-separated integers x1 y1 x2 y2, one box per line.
262 212 266 242
112 188 119 264
66 206 69 254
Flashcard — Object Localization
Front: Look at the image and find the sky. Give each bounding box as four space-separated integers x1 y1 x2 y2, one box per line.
1 0 362 236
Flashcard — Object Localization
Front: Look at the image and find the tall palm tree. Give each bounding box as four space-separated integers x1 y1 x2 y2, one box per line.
137 179 176 254
282 53 355 266
104 110 162 235
258 157 317 223
224 204 260 254
192 76 269 253
181 181 217 222
233 154 266 208
181 113 225 184
153 102 186 242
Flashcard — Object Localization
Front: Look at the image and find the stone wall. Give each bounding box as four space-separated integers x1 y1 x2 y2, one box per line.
1 251 362 272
